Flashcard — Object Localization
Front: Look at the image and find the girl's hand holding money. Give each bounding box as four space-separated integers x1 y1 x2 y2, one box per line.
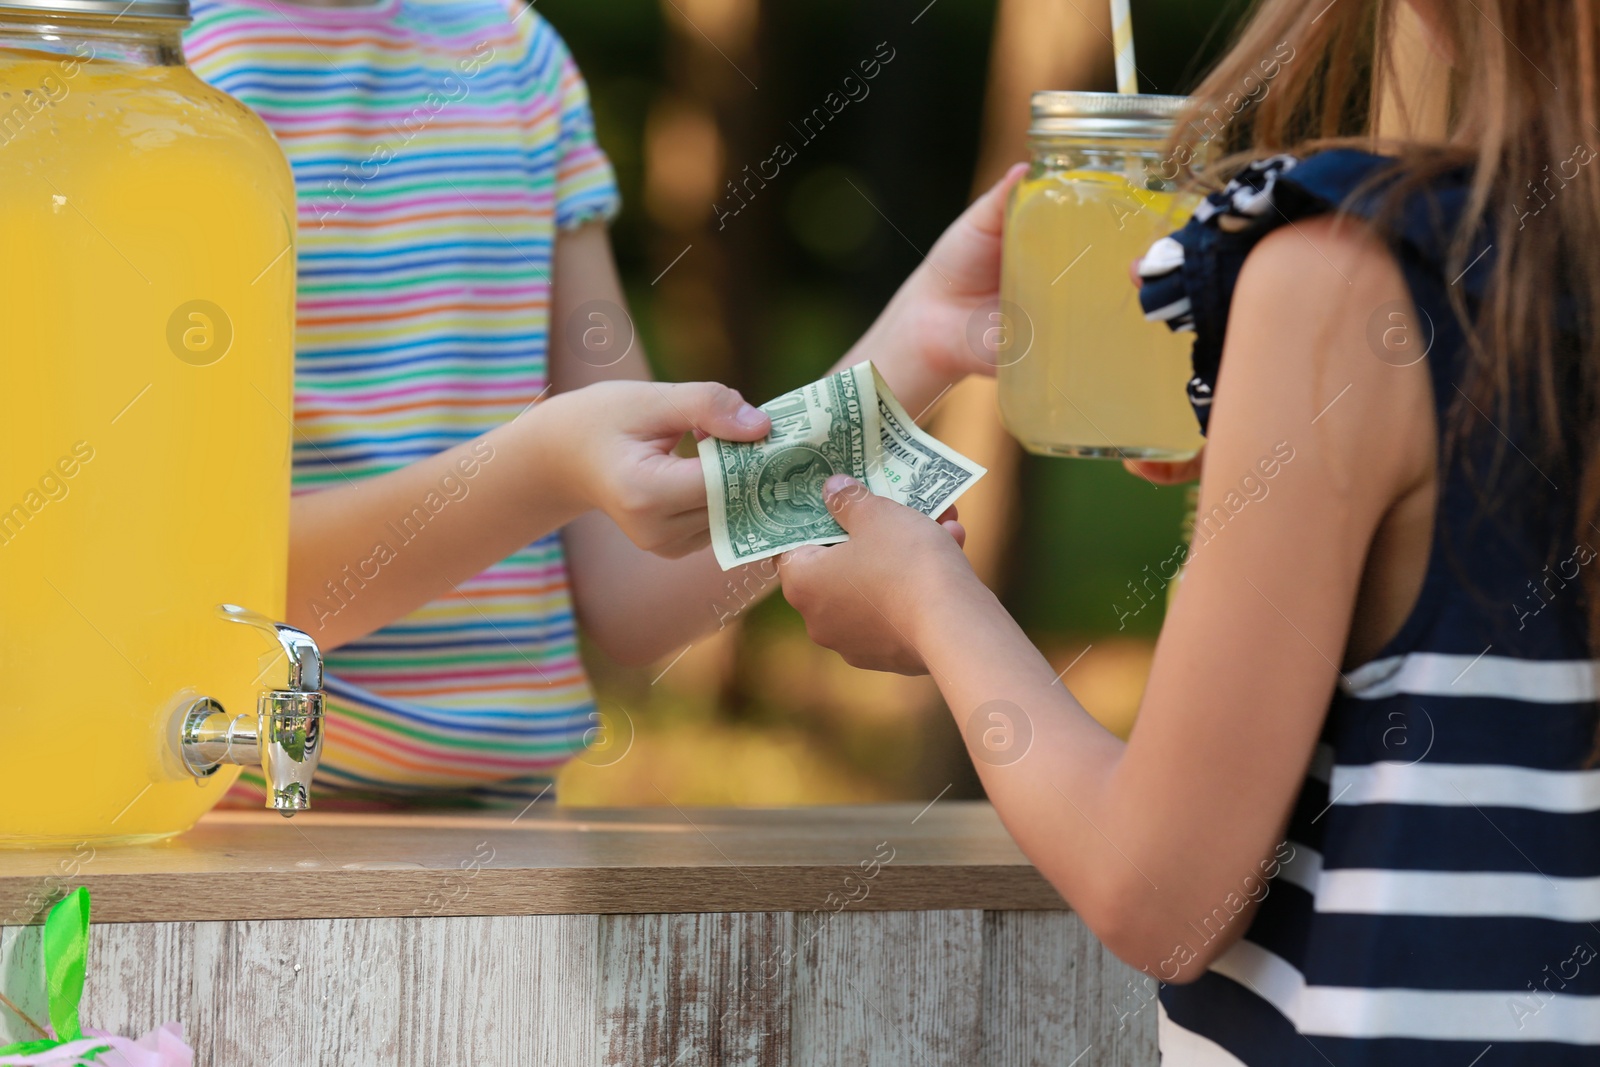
781 475 971 675
541 380 770 559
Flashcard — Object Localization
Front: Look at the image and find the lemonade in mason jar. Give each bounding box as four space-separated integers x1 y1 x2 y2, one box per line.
997 91 1203 461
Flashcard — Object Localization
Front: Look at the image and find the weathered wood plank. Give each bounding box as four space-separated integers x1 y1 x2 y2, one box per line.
599 912 793 1067
0 924 47 1047
192 918 405 1067
527 915 602 1067
403 914 601 1067
80 922 194 1046
712 913 795 1067
791 909 985 1067
982 911 1159 1067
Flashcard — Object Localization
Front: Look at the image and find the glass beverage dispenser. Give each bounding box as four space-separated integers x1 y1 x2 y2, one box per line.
0 0 324 844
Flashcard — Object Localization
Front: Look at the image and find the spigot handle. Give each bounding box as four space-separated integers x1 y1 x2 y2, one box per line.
217 603 324 691
193 604 327 816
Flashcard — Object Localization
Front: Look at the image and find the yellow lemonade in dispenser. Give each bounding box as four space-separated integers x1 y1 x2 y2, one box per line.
998 93 1204 460
0 3 307 845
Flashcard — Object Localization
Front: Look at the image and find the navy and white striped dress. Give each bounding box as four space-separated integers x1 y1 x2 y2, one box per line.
1139 150 1600 1064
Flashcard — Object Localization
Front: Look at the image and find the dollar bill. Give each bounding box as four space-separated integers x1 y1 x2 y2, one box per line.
700 361 986 571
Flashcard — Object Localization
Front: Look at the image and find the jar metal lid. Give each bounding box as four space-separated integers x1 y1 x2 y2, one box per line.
0 0 188 21
1029 90 1191 139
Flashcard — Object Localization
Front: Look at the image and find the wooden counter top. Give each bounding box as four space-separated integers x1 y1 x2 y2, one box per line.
0 802 1066 923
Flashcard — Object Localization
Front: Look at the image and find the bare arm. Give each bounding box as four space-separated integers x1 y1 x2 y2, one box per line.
285 407 587 650
782 219 1437 978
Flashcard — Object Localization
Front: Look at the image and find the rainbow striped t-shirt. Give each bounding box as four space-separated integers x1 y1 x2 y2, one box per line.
184 0 619 806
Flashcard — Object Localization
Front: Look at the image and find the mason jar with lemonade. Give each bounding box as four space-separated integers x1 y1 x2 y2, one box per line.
997 91 1204 461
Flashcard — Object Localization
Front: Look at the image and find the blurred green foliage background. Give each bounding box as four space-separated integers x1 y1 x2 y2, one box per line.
543 0 1249 806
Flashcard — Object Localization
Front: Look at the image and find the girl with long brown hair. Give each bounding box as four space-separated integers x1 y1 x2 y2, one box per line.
780 0 1600 1060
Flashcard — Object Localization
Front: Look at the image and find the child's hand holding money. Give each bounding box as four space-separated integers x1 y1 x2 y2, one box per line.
539 380 770 559
781 474 972 676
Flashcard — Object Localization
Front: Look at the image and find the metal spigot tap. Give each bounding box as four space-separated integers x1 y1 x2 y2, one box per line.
175 605 326 816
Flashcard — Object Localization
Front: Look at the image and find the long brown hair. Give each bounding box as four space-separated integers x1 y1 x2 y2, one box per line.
1175 0 1600 750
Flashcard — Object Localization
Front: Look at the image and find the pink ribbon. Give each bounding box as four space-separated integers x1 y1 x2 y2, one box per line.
0 1024 193 1066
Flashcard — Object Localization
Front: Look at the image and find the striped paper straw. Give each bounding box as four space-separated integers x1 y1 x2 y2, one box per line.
1110 0 1138 94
